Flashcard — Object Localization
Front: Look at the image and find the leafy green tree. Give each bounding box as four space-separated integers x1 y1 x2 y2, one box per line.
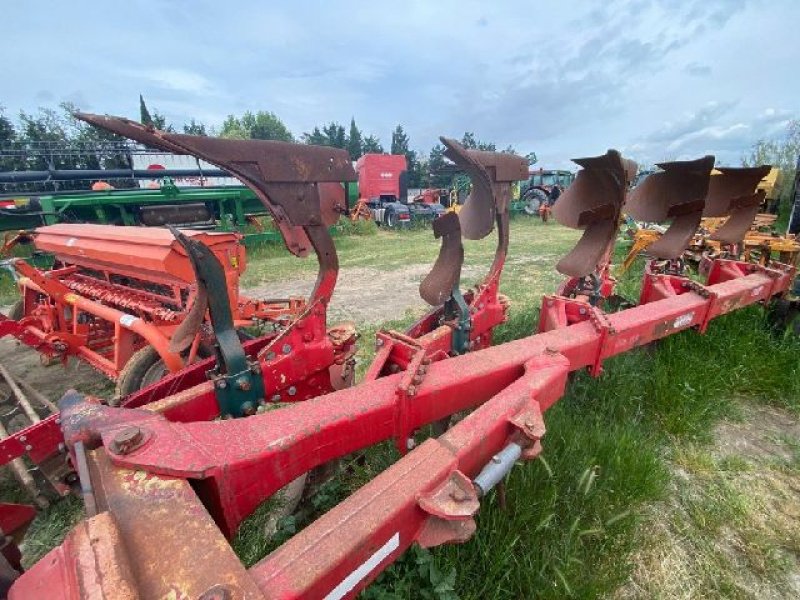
302 126 328 145
183 119 207 136
0 106 15 143
461 131 495 151
347 118 363 160
362 134 384 154
461 131 477 149
220 111 292 142
391 125 410 156
248 111 293 141
220 115 249 139
0 106 19 175
390 125 424 186
427 143 452 188
743 119 800 219
139 94 153 127
322 122 346 148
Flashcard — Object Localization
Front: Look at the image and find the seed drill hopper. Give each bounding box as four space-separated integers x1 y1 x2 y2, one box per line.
2 116 794 599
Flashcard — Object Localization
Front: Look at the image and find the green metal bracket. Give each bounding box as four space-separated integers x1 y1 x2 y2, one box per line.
169 227 265 418
445 281 471 355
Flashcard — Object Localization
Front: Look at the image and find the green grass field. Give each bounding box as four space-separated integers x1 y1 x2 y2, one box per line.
236 218 800 599
5 217 800 597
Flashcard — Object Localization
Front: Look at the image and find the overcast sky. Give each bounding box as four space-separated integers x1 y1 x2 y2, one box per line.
5 0 798 169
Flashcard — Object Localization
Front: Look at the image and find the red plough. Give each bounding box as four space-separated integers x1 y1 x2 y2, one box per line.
2 119 792 599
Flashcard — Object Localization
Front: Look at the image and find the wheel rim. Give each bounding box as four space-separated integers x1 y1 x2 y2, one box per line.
141 360 169 389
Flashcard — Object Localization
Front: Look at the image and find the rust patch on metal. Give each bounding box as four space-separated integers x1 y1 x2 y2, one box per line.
440 137 527 241
626 155 715 259
552 150 635 277
419 212 464 306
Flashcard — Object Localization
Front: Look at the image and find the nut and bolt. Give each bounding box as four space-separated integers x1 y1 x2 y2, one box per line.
216 380 228 390
266 351 276 361
236 377 251 391
450 488 469 502
376 338 384 347
271 394 282 402
111 426 145 455
282 344 292 355
198 584 232 600
406 385 417 397
287 386 297 396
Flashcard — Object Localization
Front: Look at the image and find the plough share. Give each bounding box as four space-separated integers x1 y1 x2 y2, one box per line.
0 114 793 599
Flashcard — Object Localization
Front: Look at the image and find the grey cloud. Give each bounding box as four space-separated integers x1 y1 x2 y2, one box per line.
645 101 739 143
3 0 797 170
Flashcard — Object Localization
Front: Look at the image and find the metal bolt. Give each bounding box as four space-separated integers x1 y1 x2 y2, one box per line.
19 435 26 442
376 338 384 347
249 363 261 374
282 344 292 355
58 443 65 452
406 385 417 397
25 445 32 452
579 307 587 315
271 394 281 402
242 402 256 416
287 386 297 396
266 351 276 361
236 377 251 391
55 417 61 425
217 380 228 390
406 437 416 450
450 488 468 502
198 584 232 600
111 426 144 455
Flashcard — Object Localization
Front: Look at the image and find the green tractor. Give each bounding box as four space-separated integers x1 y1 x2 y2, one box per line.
520 169 575 218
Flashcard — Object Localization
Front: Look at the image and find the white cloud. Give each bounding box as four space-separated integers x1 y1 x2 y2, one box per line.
2 0 799 168
133 69 214 95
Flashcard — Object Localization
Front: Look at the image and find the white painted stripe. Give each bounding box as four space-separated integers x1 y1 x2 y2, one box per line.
119 314 139 327
324 532 400 600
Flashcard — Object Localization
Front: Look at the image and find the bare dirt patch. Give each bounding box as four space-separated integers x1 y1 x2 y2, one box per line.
245 262 487 325
618 402 800 599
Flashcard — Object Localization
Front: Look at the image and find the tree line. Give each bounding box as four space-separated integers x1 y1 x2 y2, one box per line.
1 96 524 192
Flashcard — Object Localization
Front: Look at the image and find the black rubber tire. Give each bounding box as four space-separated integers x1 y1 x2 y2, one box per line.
766 298 800 338
115 346 167 399
385 210 397 228
7 300 23 321
523 188 548 216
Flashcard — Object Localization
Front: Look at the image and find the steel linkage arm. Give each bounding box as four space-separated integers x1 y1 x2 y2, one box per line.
11 258 793 599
